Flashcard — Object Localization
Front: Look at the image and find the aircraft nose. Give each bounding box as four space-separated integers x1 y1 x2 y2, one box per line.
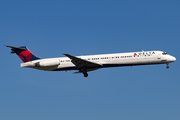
169 56 176 62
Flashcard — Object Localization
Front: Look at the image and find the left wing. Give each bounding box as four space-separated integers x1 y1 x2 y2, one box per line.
63 54 102 70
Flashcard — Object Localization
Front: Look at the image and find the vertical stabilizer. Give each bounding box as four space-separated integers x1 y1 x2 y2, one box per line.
5 45 40 62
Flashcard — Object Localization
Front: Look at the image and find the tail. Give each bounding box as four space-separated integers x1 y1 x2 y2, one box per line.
5 45 40 62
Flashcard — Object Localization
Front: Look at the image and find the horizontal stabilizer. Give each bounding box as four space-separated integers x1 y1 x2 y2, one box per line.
5 45 27 53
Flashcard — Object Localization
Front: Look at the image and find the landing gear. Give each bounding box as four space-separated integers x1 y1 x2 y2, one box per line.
83 72 88 77
80 67 88 77
166 63 169 69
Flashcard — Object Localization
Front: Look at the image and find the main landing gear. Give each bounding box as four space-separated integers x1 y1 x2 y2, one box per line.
80 67 88 77
166 63 169 69
83 72 88 77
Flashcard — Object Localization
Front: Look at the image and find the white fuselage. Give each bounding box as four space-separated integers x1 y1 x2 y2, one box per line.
21 51 176 72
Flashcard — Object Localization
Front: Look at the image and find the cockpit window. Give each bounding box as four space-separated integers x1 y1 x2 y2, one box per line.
162 52 167 55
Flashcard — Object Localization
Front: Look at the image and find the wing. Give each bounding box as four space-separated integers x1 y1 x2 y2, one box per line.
63 54 102 71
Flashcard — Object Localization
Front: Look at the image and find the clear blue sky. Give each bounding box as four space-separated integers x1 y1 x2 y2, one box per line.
1 0 180 120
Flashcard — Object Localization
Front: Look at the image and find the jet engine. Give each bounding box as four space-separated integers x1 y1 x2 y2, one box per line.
35 60 60 67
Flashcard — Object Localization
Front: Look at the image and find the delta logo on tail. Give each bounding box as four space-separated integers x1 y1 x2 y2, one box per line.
5 45 40 62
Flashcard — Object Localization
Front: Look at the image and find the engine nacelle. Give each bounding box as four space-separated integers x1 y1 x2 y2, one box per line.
35 60 60 67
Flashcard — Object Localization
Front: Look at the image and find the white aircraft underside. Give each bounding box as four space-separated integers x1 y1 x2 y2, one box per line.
6 45 176 77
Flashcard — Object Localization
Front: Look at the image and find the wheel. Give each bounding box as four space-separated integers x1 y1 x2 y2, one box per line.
83 72 88 77
166 66 169 69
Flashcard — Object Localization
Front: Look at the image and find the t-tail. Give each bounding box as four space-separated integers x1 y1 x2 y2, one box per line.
5 45 40 62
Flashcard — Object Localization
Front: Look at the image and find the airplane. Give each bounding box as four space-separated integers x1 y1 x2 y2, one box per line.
6 45 176 77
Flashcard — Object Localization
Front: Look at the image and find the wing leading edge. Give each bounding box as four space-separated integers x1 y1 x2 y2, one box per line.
64 54 102 77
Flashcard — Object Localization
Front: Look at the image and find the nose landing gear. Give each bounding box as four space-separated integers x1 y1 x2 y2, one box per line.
166 63 169 69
